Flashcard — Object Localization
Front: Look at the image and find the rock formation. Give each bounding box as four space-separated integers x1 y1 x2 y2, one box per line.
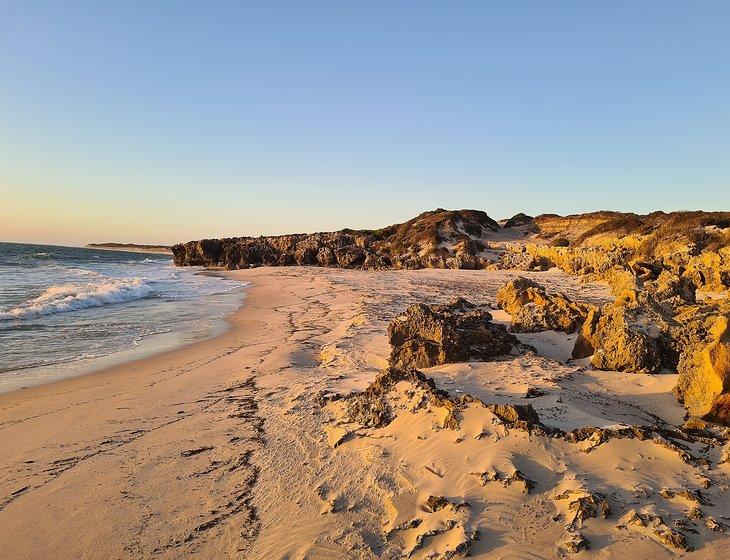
172 209 503 270
172 206 730 424
172 208 729 293
339 368 460 430
571 304 664 374
500 211 730 293
388 298 518 369
674 315 730 424
496 277 593 334
322 363 728 554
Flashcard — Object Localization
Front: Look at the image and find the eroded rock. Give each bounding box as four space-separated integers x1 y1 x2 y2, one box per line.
388 298 518 369
571 304 662 373
554 488 611 529
496 277 593 334
562 532 590 554
618 509 691 552
173 209 502 271
674 315 730 424
339 368 460 430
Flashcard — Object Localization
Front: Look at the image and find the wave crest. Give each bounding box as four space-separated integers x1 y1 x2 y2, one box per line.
0 278 154 321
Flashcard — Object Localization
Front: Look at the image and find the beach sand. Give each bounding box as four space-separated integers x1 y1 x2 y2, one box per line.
1 267 727 559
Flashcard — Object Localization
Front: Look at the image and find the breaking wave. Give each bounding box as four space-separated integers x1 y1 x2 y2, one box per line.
0 278 155 321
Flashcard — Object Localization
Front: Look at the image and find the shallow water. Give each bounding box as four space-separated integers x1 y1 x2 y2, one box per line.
0 242 245 391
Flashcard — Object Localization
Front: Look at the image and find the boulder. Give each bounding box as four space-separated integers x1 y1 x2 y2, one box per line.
674 315 730 424
571 304 662 373
496 277 593 334
388 298 518 369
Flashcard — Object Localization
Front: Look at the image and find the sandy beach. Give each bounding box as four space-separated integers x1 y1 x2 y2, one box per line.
1 266 727 559
4 3 729 557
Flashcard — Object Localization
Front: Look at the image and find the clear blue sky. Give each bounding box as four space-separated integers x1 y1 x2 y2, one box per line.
1 1 728 245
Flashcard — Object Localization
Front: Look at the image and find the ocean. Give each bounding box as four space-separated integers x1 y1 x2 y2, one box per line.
0 242 245 391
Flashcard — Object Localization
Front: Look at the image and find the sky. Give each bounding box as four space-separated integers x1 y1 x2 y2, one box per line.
1 1 729 245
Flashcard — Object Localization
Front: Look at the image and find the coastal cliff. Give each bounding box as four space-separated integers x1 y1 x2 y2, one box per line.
172 209 503 270
173 209 729 292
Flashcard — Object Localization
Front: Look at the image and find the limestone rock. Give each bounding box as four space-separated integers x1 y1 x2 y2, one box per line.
172 208 501 271
562 532 590 553
571 304 662 373
554 489 611 528
388 298 518 369
500 248 554 271
496 277 593 334
340 368 460 430
647 269 697 304
424 495 450 513
674 315 730 424
618 509 691 552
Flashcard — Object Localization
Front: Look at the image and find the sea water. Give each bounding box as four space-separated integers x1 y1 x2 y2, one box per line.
0 242 245 391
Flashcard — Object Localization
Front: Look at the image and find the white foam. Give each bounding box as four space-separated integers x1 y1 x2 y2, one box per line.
0 277 154 321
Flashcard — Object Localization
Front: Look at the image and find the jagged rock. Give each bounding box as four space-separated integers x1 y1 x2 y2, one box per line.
562 424 725 466
331 367 553 438
618 509 691 552
646 270 697 304
173 209 501 271
388 298 518 369
562 532 590 553
684 249 730 293
524 387 548 399
501 470 537 493
470 468 536 493
482 402 543 432
424 495 450 513
498 210 730 295
500 247 554 271
554 489 611 528
674 315 730 424
571 304 662 373
659 487 707 505
496 277 593 334
340 368 460 429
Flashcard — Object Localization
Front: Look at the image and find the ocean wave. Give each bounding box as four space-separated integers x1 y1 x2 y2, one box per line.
126 258 163 264
0 278 155 321
70 268 103 277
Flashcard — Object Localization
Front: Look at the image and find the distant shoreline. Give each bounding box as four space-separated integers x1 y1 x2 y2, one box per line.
85 243 172 255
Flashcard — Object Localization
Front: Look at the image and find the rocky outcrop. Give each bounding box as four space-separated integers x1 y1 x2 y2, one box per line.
340 368 460 429
501 211 729 293
174 208 729 291
565 283 730 424
331 367 549 434
571 305 664 374
674 315 730 424
496 277 593 334
388 298 518 369
172 209 503 270
617 509 691 552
